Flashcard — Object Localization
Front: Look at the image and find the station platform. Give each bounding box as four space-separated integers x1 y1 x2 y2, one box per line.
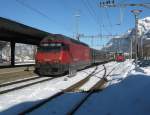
0 65 36 84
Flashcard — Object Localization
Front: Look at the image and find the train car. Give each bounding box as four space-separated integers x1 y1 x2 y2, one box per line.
91 49 110 64
115 52 125 62
35 34 91 75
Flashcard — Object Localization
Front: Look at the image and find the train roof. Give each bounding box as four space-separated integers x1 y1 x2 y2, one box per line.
91 48 109 53
43 34 89 47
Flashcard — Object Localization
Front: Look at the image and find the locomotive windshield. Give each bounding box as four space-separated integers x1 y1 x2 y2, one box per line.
38 43 68 52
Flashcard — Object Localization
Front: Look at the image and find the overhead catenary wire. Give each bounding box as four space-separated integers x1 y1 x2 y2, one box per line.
81 0 101 31
117 0 126 25
86 0 104 46
81 0 115 48
81 1 111 40
87 0 108 39
15 0 73 34
104 8 112 27
96 0 113 35
86 0 100 23
81 0 101 46
86 0 112 35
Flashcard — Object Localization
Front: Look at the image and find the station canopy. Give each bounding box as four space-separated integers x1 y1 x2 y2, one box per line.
0 17 51 45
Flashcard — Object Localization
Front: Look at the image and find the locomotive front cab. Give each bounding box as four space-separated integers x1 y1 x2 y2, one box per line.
35 42 70 75
115 52 125 62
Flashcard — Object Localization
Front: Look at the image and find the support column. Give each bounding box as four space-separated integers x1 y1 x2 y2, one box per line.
11 41 15 66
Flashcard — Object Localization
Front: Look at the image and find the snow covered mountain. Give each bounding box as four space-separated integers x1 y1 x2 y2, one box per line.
138 17 150 35
104 17 150 53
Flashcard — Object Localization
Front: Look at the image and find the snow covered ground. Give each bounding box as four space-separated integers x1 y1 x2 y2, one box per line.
0 66 94 114
0 60 150 115
75 64 150 115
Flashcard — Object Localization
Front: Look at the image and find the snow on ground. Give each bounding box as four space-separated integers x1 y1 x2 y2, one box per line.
1 60 149 115
79 62 119 91
143 67 150 74
79 60 133 91
105 60 134 86
0 66 94 114
28 92 89 115
27 60 135 115
75 61 150 115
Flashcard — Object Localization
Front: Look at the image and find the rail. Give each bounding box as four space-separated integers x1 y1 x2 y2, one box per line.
19 66 98 115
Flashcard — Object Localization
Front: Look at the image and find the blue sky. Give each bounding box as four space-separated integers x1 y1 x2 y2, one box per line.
0 0 149 48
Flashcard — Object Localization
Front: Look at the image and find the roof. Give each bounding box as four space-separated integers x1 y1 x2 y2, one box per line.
0 17 51 45
43 34 89 47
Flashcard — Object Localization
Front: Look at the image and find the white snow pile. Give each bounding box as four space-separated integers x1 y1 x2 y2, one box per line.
76 68 150 115
138 17 150 35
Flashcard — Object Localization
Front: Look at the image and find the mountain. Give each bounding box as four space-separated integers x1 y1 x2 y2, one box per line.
138 17 150 35
104 17 150 53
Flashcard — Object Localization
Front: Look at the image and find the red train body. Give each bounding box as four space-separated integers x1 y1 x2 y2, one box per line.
115 53 125 62
35 35 91 75
35 34 111 75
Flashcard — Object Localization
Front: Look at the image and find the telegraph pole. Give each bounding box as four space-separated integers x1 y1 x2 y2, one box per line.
75 11 80 40
131 9 142 69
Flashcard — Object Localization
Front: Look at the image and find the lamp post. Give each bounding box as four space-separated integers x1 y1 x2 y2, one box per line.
131 9 142 69
130 37 133 60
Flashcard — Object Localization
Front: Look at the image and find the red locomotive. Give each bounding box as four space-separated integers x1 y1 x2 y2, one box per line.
35 34 110 75
115 52 125 62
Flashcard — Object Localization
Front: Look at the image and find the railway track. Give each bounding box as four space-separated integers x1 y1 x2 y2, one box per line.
0 77 55 94
0 76 40 87
67 62 127 114
19 63 123 115
19 66 99 115
0 64 98 95
0 61 121 115
0 62 106 95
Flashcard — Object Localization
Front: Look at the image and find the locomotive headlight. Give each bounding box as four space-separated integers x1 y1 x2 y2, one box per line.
59 56 62 60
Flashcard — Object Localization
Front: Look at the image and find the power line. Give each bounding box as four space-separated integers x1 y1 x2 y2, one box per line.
99 8 113 35
87 0 105 41
104 8 112 28
16 0 73 33
91 0 113 35
81 0 104 46
86 0 106 36
117 6 124 25
82 0 101 30
86 0 100 22
82 0 112 36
